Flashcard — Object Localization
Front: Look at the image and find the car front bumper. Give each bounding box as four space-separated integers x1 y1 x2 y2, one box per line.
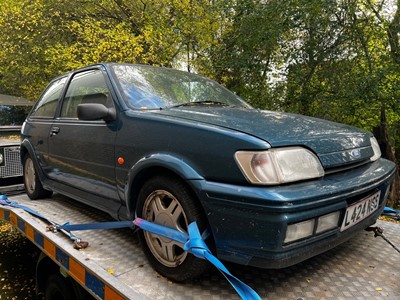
191 158 396 268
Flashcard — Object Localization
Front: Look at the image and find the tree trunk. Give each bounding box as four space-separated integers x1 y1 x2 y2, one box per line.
373 103 399 208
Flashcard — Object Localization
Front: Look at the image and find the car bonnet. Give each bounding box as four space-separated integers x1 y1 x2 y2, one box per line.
155 107 375 169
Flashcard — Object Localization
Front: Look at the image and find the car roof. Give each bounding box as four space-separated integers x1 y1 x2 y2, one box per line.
66 62 167 74
49 62 186 83
0 94 33 106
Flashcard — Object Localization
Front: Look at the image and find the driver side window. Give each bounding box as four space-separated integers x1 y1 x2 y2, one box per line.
61 69 112 119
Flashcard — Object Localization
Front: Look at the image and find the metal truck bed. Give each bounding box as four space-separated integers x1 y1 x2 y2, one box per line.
1 193 399 299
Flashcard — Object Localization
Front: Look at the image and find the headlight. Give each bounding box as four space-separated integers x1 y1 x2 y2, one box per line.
370 136 381 161
0 153 3 164
235 147 324 185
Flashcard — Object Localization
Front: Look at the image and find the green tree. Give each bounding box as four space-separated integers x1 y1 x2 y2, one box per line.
0 0 220 99
202 0 292 109
0 0 398 205
205 0 399 206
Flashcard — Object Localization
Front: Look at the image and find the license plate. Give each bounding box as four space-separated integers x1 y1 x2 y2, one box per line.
340 191 381 231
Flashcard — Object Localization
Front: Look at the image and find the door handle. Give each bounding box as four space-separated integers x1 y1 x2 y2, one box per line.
50 126 60 137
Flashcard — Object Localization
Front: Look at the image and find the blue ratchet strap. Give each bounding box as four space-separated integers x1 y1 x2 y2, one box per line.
382 206 400 221
0 195 134 231
0 194 83 242
50 221 135 248
0 194 50 222
133 218 262 300
54 221 135 231
2 195 261 298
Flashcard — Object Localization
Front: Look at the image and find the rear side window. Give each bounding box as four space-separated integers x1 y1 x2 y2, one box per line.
30 77 67 118
61 69 111 119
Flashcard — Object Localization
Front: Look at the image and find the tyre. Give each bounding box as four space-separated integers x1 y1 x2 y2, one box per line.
45 274 75 300
137 176 210 281
23 154 52 199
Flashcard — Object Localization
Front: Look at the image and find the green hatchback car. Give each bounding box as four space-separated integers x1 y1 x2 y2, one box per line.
21 63 396 281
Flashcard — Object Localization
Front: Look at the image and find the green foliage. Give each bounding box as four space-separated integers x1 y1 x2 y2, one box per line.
0 0 398 203
0 0 220 99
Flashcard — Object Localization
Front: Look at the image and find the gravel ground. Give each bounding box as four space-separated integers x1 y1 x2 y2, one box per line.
0 222 43 300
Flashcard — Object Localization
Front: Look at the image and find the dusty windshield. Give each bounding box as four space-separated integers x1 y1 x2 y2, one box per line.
0 94 33 140
0 105 31 126
111 64 251 110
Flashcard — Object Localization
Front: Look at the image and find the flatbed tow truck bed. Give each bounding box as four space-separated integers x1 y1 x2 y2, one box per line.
1 193 399 300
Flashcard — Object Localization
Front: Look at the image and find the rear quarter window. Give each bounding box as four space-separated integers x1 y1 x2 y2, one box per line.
30 77 67 118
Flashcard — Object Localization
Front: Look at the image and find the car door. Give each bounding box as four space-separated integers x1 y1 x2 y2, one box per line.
47 68 120 211
23 76 68 174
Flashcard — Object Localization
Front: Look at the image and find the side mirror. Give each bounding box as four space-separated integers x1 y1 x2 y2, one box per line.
77 103 116 122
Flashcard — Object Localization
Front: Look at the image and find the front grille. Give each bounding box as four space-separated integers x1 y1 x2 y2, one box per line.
0 146 23 178
324 159 371 175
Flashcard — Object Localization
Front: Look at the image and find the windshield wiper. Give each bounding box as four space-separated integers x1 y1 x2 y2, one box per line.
168 101 230 108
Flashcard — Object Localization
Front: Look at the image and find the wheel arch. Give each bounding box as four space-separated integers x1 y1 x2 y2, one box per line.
20 138 33 163
125 153 205 220
36 252 91 299
36 252 59 295
20 139 47 183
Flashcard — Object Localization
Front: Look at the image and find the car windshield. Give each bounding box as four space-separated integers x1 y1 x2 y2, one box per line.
111 64 251 110
0 105 32 126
